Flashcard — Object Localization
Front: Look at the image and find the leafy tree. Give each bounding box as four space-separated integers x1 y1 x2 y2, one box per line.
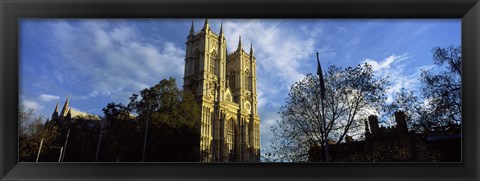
265 63 389 162
128 77 201 161
62 116 102 162
99 102 141 162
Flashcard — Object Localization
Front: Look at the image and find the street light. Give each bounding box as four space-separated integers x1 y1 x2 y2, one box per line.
95 119 106 162
141 94 151 162
35 137 45 162
61 129 71 162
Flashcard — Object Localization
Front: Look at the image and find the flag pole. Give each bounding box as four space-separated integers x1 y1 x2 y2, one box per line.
317 52 330 162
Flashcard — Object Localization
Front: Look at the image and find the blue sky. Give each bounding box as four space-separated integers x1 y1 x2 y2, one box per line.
20 19 460 154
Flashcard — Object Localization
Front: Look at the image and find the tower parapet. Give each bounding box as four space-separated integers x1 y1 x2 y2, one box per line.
394 111 408 132
368 115 380 135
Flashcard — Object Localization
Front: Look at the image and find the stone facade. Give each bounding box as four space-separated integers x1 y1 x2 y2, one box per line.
183 19 260 162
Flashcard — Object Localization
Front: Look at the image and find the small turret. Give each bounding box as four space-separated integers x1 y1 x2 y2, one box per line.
368 115 380 135
51 102 59 120
189 21 195 36
394 111 408 132
219 22 223 35
66 108 72 121
364 119 370 134
238 36 242 51
202 18 209 31
250 43 253 56
60 97 70 119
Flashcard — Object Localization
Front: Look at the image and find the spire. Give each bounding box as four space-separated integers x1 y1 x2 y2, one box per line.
67 108 72 120
52 102 59 120
203 18 209 31
219 22 223 34
238 35 242 50
189 21 194 34
60 97 69 118
250 43 253 55
54 102 59 113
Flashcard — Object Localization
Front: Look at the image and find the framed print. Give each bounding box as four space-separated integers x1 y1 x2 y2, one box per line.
1 0 479 180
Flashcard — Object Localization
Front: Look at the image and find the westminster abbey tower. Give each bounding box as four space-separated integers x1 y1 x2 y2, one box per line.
183 19 260 162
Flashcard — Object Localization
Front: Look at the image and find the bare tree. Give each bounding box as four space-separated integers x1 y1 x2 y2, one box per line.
19 106 60 162
420 45 461 128
388 45 461 132
265 63 388 162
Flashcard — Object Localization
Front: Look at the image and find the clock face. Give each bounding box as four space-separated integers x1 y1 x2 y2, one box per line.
245 101 251 112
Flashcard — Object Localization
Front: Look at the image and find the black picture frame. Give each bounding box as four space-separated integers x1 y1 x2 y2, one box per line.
1 0 479 180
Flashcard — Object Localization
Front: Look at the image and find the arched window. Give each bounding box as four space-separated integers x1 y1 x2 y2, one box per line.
226 119 235 151
210 51 216 74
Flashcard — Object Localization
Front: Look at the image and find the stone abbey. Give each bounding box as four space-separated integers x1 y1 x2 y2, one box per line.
184 20 261 162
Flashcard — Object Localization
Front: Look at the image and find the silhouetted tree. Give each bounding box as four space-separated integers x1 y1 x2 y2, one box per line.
419 45 461 129
99 102 141 162
389 45 461 132
386 88 432 132
19 106 60 162
62 116 102 162
128 77 201 161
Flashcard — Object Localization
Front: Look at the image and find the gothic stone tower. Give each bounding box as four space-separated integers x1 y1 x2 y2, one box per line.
183 19 260 162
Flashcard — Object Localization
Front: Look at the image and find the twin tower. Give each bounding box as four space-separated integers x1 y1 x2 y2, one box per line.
183 19 260 162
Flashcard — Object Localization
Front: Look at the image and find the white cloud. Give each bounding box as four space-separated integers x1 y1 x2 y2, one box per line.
363 54 410 72
43 20 185 104
362 53 424 104
22 99 44 111
222 20 315 87
345 38 359 48
219 20 322 151
39 94 60 102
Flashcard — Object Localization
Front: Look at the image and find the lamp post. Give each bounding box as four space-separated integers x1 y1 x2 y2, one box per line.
50 146 64 162
95 119 105 162
141 94 151 162
35 137 44 162
212 82 220 162
61 129 70 162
